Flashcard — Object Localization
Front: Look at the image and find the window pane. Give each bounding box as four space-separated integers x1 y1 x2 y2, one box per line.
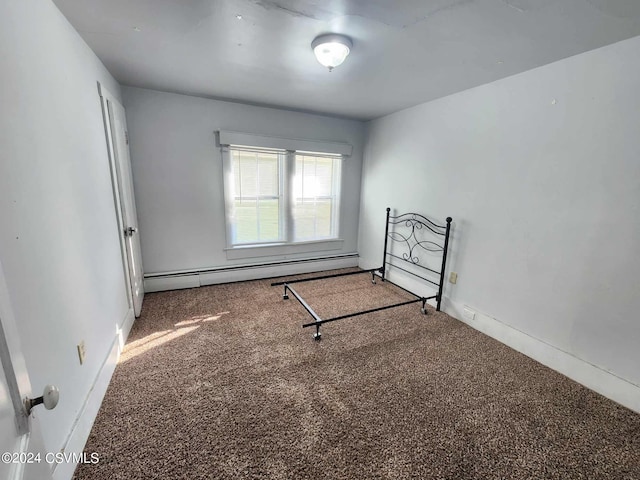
293 200 316 241
258 156 279 196
238 153 258 197
293 154 340 241
230 149 283 244
315 159 333 197
315 199 332 237
257 199 280 241
234 199 258 244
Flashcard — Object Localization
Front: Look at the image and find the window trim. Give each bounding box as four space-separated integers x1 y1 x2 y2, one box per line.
224 238 345 260
220 135 349 257
219 130 352 156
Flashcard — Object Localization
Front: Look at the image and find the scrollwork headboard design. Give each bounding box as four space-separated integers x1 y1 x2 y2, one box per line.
381 208 452 311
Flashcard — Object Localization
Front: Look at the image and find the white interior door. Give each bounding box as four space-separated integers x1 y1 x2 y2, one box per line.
0 260 53 480
99 85 144 317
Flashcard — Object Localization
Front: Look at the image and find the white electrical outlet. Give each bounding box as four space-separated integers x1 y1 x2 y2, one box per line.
449 272 458 284
462 307 476 321
77 341 86 365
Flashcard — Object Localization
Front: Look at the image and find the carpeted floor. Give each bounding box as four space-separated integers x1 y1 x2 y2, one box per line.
74 269 640 479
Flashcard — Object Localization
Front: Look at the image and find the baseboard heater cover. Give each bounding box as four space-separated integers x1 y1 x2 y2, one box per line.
143 254 359 292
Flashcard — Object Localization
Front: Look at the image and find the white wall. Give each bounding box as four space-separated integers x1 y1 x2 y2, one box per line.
360 36 640 393
0 0 129 472
121 87 366 275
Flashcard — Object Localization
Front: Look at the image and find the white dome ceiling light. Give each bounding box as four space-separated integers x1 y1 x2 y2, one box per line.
311 34 352 72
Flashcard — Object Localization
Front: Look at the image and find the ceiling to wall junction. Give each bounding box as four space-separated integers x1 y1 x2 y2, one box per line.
54 0 640 119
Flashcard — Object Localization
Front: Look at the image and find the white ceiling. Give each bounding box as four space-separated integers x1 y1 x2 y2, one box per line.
54 0 640 120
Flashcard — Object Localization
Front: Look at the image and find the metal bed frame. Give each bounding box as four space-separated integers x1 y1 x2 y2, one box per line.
271 207 452 340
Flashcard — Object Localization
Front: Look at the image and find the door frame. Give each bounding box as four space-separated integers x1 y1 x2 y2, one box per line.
98 83 143 317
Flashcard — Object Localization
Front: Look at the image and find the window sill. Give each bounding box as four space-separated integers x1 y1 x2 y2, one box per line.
225 239 344 260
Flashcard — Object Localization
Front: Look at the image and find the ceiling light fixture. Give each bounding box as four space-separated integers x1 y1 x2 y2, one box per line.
311 34 352 72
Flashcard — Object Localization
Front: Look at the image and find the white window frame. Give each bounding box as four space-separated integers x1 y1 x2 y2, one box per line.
292 151 342 242
226 146 287 246
219 132 351 260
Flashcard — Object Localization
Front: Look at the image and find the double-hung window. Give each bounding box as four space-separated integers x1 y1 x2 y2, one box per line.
293 153 341 242
222 143 343 250
230 147 285 245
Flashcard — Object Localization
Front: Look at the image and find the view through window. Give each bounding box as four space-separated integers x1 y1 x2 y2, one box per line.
227 147 342 246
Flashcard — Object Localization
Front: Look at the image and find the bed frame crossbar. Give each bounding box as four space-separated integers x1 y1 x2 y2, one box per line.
282 285 321 323
302 298 424 329
382 261 441 287
273 207 452 341
270 268 379 287
385 252 441 276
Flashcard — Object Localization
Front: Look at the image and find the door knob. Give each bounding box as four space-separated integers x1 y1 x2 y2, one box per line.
25 385 60 415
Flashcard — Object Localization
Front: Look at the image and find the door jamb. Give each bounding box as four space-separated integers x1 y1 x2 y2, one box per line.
97 82 134 311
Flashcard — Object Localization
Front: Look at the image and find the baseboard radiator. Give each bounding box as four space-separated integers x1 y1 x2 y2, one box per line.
143 254 359 292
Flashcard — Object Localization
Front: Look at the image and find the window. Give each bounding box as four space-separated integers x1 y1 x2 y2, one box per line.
293 153 341 242
224 146 342 247
231 148 284 244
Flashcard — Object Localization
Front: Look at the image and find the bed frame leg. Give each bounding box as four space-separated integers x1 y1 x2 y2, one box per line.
371 271 377 284
283 285 289 300
420 298 428 315
313 324 322 341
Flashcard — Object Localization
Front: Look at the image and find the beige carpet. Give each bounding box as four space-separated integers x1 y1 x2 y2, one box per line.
74 269 640 479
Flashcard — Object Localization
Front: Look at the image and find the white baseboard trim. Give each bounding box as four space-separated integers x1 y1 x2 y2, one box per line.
446 300 640 414
144 255 360 292
51 308 136 480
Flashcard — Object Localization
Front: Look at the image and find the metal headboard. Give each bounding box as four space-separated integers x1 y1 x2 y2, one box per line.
381 208 452 311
